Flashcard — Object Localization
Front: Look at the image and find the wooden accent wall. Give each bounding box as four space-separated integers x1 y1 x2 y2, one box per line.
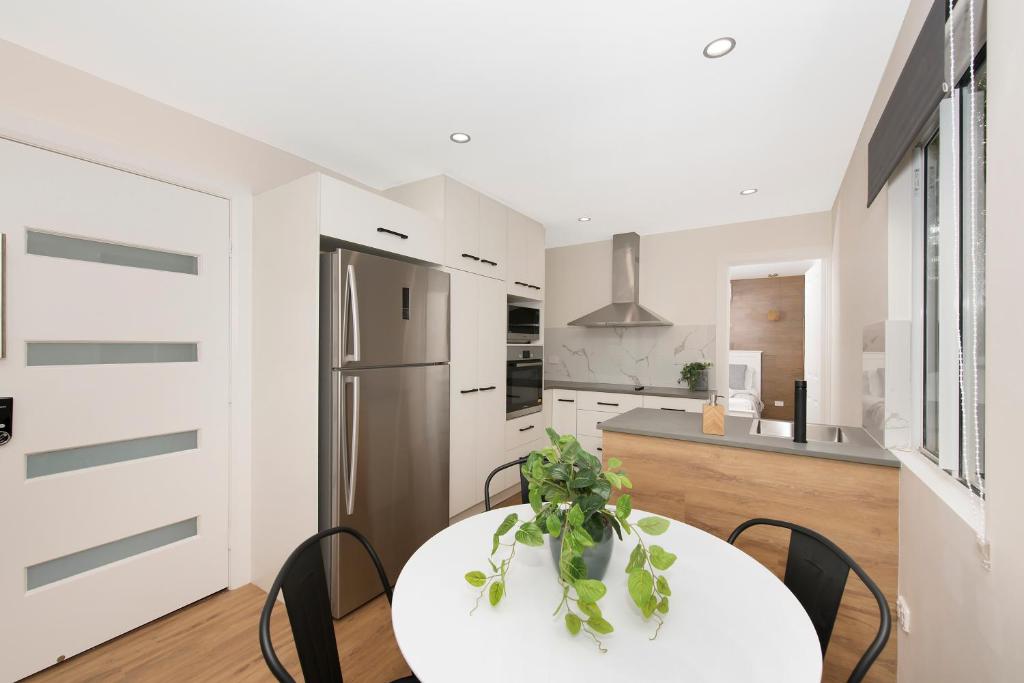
605 432 899 683
730 275 805 420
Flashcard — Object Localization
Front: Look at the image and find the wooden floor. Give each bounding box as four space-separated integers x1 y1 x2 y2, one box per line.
25 584 411 683
24 494 527 683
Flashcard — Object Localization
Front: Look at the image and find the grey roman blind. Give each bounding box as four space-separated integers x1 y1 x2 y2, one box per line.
867 0 945 207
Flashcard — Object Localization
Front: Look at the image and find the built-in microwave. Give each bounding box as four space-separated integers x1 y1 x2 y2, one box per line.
508 304 540 344
507 346 543 419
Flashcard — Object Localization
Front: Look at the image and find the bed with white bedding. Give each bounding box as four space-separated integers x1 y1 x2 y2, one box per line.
727 350 764 418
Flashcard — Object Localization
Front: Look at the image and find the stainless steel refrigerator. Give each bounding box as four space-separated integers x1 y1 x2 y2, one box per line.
319 247 450 618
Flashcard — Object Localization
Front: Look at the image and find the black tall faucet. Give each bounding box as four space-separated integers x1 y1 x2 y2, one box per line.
793 380 807 443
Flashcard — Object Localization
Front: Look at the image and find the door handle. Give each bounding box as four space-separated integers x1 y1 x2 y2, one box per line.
377 227 409 239
342 375 361 516
460 388 479 394
461 253 480 261
344 263 362 363
478 386 496 392
519 425 535 432
597 401 619 407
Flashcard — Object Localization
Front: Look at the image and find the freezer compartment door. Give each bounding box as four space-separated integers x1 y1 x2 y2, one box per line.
330 248 450 368
325 364 450 618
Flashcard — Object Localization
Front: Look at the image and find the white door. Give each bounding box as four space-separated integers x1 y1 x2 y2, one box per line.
475 276 507 492
447 269 480 515
0 139 230 681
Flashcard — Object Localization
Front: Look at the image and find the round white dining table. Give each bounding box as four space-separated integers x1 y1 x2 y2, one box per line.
392 505 822 683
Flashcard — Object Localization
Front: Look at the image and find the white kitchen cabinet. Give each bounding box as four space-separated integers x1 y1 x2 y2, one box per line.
551 389 578 436
385 176 508 279
641 395 705 412
507 209 545 298
577 391 643 413
319 173 443 264
578 434 604 460
448 269 507 516
504 411 546 449
577 409 618 437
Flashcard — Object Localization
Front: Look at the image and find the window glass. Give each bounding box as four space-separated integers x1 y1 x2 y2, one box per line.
922 131 941 457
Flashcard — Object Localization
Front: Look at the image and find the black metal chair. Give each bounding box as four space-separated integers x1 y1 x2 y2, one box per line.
482 457 529 511
727 518 891 683
258 526 418 683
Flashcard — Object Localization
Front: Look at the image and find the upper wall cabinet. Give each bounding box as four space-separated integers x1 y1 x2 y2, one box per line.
320 173 443 264
506 209 545 299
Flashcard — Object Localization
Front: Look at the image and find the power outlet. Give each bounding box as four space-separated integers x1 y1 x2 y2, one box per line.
896 595 911 633
773 400 785 407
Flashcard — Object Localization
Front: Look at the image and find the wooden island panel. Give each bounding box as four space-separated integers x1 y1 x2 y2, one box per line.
604 431 899 683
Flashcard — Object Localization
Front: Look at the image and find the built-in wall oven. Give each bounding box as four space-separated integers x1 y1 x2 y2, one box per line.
507 304 540 343
507 346 543 419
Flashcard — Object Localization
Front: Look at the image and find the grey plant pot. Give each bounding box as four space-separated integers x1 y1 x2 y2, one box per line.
687 369 709 392
548 522 615 581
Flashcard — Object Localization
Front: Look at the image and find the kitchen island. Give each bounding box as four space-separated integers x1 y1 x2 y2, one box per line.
600 408 898 683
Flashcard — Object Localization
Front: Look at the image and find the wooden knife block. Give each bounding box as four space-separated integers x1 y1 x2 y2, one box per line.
702 404 726 436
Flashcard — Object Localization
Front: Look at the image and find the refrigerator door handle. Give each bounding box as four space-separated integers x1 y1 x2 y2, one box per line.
345 263 362 363
343 375 361 515
331 372 344 520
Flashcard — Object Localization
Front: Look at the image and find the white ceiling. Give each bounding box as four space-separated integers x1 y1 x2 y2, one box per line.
0 1 909 247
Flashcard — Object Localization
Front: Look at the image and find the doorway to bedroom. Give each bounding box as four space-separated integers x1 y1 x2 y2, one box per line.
727 259 826 423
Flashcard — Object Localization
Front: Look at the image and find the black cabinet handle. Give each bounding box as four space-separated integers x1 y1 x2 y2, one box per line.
478 386 496 392
514 281 530 287
557 398 575 403
461 253 480 261
460 388 478 394
660 407 686 412
377 227 409 239
597 401 619 407
480 258 498 266
529 284 541 290
596 447 603 452
519 425 535 432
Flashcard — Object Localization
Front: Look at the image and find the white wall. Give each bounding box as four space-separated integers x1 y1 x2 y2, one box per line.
803 260 824 422
0 39 366 589
832 0 1024 680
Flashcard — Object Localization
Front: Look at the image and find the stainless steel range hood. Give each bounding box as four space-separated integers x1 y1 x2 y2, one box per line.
568 232 672 327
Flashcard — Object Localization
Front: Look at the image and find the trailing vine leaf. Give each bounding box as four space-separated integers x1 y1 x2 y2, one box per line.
636 516 669 536
657 597 669 614
489 581 504 606
515 522 544 547
625 544 647 573
619 474 633 489
607 457 622 469
615 494 632 521
574 579 607 603
649 545 677 570
464 571 487 587
628 568 654 610
565 613 582 635
604 471 623 489
528 487 542 513
546 514 562 537
587 616 614 634
641 593 658 619
495 513 519 536
656 575 672 596
578 600 602 619
571 468 597 488
567 504 584 527
570 527 594 548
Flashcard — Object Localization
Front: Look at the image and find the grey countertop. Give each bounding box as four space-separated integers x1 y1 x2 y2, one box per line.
545 380 710 400
598 408 899 468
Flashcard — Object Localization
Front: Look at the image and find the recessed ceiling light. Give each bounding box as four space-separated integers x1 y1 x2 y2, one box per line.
703 37 736 59
577 216 591 222
739 188 758 196
449 132 471 143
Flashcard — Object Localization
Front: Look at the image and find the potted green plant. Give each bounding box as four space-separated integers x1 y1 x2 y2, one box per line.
464 429 677 651
679 361 712 391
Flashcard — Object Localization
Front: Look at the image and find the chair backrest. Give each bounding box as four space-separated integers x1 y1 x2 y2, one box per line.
259 526 393 683
728 518 891 683
483 457 529 511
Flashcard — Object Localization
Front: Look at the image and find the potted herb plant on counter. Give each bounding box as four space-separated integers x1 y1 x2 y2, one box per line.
679 360 712 391
463 429 677 651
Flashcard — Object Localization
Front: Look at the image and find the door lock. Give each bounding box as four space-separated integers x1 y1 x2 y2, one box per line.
0 397 12 446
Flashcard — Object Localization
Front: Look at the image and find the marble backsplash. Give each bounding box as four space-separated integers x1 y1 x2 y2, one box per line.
544 325 717 388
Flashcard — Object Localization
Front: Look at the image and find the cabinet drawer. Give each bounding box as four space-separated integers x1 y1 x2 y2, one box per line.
577 391 642 413
641 395 705 412
577 410 617 437
552 389 577 403
577 434 604 460
320 174 443 264
505 411 546 448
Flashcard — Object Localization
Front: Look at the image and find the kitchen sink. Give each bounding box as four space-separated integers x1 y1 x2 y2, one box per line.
749 419 845 443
